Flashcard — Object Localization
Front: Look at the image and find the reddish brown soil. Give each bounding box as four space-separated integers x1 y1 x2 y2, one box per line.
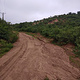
0 33 80 80
48 19 58 24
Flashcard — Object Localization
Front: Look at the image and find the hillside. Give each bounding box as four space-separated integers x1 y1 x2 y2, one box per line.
0 11 80 80
13 11 80 57
0 32 80 80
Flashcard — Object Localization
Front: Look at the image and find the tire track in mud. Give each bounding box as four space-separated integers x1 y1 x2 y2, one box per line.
0 43 24 72
0 33 28 80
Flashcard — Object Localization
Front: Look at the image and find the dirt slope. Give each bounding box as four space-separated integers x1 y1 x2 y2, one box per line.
0 32 80 80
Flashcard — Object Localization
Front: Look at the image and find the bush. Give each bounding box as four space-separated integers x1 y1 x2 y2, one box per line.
0 39 13 57
9 33 18 43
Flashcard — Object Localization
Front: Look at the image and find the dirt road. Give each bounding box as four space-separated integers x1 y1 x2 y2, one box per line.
0 32 80 80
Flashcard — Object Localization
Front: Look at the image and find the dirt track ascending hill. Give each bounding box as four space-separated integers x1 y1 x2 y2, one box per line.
0 32 80 80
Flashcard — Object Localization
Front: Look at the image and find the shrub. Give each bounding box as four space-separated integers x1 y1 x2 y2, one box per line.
0 39 13 57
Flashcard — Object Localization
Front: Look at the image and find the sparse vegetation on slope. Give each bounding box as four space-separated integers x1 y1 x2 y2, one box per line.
13 11 80 57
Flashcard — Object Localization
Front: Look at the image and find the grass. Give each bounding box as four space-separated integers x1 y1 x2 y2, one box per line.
26 32 37 39
69 56 80 68
0 39 13 58
69 56 76 63
44 76 49 80
74 49 80 58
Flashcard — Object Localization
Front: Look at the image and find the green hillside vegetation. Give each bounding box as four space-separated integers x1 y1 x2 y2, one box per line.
0 18 18 57
13 11 80 57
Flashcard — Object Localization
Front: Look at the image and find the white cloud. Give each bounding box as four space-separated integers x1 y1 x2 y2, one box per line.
0 0 80 23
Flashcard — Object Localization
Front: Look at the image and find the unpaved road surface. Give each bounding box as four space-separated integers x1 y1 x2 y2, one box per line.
0 33 80 80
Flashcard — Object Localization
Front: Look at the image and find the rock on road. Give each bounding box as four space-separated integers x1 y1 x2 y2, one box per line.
0 32 80 80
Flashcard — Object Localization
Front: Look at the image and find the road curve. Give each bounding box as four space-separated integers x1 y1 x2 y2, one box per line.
0 32 80 80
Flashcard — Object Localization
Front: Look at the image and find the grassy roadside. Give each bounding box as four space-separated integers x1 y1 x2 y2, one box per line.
0 31 19 58
69 56 80 70
0 39 13 57
26 32 37 38
62 44 80 70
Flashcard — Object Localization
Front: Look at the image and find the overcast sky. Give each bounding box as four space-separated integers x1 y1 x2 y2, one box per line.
0 0 80 24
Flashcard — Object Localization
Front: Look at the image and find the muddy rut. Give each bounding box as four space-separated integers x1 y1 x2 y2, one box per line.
0 32 80 80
